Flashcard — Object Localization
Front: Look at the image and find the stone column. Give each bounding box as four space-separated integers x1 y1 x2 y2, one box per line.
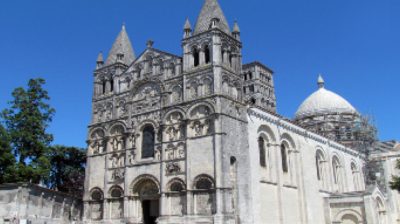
199 49 205 66
223 51 228 65
273 143 284 224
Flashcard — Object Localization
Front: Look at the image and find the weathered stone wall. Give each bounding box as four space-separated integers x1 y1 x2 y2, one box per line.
0 183 82 224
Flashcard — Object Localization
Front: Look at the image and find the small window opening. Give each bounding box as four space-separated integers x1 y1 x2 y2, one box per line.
205 45 211 64
193 48 200 67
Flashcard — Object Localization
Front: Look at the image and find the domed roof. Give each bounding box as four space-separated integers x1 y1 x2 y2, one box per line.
295 76 358 119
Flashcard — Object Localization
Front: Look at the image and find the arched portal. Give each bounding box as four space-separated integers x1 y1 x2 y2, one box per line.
132 177 160 224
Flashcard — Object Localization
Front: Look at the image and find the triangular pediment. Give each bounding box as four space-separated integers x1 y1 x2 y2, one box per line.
125 48 182 73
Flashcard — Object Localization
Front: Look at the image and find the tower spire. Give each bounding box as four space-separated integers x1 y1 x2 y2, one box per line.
232 20 241 40
105 24 136 66
183 18 192 38
96 51 104 69
193 0 231 35
317 74 325 89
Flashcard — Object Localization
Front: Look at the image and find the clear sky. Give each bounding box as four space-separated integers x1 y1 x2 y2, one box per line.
0 0 399 148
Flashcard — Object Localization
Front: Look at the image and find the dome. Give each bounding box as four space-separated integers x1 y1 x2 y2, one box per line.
295 76 358 119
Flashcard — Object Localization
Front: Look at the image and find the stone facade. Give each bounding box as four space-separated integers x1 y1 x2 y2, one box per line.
82 0 400 224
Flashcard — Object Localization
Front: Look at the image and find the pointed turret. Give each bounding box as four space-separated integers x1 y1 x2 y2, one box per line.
232 21 241 40
183 18 192 38
317 74 325 89
105 24 136 66
193 0 231 35
96 51 104 69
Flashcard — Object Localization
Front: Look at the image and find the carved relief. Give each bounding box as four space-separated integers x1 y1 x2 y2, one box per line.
111 169 125 182
155 146 162 161
132 83 161 114
166 147 175 160
189 105 213 137
203 78 213 95
110 154 125 168
176 144 185 159
188 81 199 99
171 86 182 103
89 129 106 155
127 150 136 165
117 100 128 117
104 103 113 121
166 162 181 175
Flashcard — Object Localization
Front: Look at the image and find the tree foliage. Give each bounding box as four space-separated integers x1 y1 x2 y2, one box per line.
390 159 400 192
47 145 86 197
1 78 55 184
0 123 16 183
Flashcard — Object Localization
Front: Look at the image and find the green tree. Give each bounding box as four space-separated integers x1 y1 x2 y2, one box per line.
47 145 86 197
1 78 55 184
390 159 400 192
0 123 16 183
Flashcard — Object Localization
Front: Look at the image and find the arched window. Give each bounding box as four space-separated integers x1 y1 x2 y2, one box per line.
281 144 288 173
168 179 186 216
109 187 124 219
204 45 211 64
193 47 200 67
110 79 114 92
258 137 266 167
316 152 324 181
90 189 104 220
196 178 213 190
142 125 155 159
170 182 184 192
194 176 215 215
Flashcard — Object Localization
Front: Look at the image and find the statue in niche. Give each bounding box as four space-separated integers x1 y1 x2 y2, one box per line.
203 119 211 135
119 155 125 167
177 145 185 159
118 137 124 150
111 156 119 168
172 87 181 102
128 150 136 165
192 121 204 137
166 149 174 160
118 102 127 116
190 85 198 99
91 141 99 155
97 110 104 122
166 162 181 175
155 147 161 161
106 107 112 120
166 126 180 141
97 140 105 153
112 138 119 151
129 133 137 149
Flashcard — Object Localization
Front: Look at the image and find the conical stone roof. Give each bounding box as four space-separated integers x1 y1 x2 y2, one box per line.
193 0 231 35
105 25 136 66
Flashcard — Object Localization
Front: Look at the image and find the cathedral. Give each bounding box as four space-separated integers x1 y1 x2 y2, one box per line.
82 0 400 223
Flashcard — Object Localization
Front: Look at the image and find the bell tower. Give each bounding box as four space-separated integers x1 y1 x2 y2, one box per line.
182 0 243 99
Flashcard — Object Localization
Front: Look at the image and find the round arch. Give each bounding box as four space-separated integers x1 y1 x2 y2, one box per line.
334 209 363 224
130 174 160 197
257 125 277 143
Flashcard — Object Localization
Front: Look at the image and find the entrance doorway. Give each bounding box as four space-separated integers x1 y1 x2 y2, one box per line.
142 200 159 224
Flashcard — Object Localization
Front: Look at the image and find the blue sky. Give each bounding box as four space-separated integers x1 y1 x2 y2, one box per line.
0 0 399 147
